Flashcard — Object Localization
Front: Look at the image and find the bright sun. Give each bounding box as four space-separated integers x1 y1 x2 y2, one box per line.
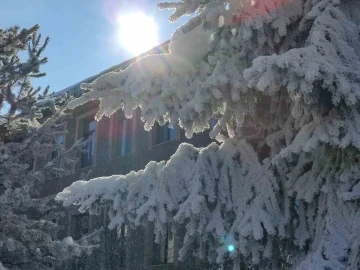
117 12 159 55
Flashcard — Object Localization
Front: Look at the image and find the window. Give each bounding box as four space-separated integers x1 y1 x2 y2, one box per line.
81 119 96 168
27 158 34 171
71 214 89 268
51 134 64 160
155 123 176 145
209 119 217 129
117 224 128 267
117 223 128 238
120 118 132 156
72 214 89 240
49 135 64 177
72 259 86 270
112 114 133 157
152 226 174 265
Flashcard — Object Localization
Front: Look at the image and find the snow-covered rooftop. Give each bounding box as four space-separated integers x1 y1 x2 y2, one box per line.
54 40 169 98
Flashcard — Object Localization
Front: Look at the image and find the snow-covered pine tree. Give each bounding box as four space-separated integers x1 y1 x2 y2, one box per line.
57 0 360 269
0 25 101 270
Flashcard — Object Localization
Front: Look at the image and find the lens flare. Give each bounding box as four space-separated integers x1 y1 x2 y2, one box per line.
227 244 235 252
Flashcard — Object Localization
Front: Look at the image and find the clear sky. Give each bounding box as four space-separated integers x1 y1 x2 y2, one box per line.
1 0 187 93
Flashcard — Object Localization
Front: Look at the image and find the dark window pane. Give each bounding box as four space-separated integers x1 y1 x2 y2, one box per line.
121 119 132 156
51 135 64 161
155 124 176 145
169 127 176 141
58 134 64 145
72 214 89 240
50 135 65 177
71 214 89 269
118 224 127 267
210 119 217 129
151 225 173 265
72 259 86 270
81 119 95 168
88 121 95 132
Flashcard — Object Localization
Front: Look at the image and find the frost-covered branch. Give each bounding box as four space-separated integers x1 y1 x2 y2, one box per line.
59 0 360 268
0 25 98 269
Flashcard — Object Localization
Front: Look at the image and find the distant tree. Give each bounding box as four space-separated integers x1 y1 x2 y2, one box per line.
57 1 360 269
0 25 100 270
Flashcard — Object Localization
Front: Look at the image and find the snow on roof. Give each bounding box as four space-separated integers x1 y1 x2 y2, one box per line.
54 40 169 97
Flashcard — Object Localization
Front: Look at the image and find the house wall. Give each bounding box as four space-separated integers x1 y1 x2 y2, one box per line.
40 41 237 270
42 102 220 270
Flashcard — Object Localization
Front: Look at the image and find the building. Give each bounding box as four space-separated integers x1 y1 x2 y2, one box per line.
40 42 231 270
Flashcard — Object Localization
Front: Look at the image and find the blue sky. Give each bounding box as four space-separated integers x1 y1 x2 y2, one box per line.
1 0 186 93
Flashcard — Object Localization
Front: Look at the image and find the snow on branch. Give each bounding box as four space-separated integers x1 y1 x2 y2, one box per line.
57 140 286 263
60 0 360 268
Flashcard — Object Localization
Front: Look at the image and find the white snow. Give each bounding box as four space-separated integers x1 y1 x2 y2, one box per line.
62 236 74 246
58 0 360 268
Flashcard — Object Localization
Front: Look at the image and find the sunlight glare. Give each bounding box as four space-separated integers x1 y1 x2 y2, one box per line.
117 12 159 55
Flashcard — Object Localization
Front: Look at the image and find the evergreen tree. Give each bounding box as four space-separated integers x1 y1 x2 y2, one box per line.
57 1 360 269
0 25 100 269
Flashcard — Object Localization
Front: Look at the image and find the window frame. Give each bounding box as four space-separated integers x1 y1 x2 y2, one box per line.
149 122 180 148
71 213 90 240
120 117 133 156
209 118 217 129
51 134 65 160
48 134 65 178
70 213 90 270
117 224 128 267
80 118 96 168
109 110 136 159
144 222 175 266
75 108 99 169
